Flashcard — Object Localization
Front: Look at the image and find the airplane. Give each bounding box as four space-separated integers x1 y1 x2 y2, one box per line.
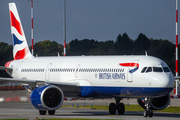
0 2 174 117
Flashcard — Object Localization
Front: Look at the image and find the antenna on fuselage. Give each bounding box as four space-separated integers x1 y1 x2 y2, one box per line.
145 51 148 56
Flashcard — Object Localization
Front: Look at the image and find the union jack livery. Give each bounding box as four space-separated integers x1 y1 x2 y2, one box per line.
119 63 139 73
9 3 33 60
0 3 175 118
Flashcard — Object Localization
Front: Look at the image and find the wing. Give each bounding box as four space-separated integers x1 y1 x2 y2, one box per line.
0 77 80 92
0 66 12 70
47 81 80 92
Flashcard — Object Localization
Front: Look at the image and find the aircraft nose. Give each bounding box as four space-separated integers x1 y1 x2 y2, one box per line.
158 73 174 88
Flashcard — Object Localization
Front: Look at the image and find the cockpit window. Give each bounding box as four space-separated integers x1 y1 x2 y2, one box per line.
163 67 170 72
153 67 163 72
141 67 147 73
146 67 152 73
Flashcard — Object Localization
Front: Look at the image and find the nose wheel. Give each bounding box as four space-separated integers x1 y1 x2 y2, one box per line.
109 98 125 115
144 109 153 117
143 97 153 117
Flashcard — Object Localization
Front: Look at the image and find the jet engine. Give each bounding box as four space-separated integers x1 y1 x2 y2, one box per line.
30 85 64 110
137 94 170 110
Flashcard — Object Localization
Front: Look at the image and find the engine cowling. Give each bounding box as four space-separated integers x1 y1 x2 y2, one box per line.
137 94 170 110
30 85 64 110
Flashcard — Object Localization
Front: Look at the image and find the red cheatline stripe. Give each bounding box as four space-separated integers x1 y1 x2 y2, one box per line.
14 47 29 60
176 60 178 72
119 63 139 67
10 11 23 36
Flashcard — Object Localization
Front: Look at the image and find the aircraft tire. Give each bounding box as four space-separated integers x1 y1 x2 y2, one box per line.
48 110 55 115
117 103 125 115
149 109 153 117
39 110 46 115
109 103 116 115
143 109 148 117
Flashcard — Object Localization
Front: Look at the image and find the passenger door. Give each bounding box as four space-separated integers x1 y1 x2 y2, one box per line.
45 63 52 81
75 64 80 78
127 60 139 82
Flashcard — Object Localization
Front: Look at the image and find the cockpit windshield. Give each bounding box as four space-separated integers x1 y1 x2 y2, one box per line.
141 67 147 73
163 67 170 72
153 67 163 72
146 67 152 73
141 66 170 73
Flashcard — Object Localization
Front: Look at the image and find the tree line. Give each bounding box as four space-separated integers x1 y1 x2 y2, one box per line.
0 33 177 77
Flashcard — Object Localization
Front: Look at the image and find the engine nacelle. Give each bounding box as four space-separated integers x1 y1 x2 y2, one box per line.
137 94 170 110
30 85 64 110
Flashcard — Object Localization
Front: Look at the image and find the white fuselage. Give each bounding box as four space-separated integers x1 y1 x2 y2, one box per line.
7 55 174 98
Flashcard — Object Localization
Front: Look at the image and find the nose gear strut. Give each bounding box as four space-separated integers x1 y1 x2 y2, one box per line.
143 97 153 117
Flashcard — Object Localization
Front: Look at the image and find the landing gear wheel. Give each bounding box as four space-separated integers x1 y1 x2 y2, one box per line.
149 109 153 117
143 109 148 117
48 110 55 115
109 103 116 115
39 110 46 115
118 103 125 115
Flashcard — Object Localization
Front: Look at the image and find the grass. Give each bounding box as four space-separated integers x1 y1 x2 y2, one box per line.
0 119 28 120
39 119 118 120
156 106 180 113
62 104 180 113
0 119 118 120
62 105 144 111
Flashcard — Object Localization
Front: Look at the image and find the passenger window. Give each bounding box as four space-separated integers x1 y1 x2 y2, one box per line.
163 67 170 72
146 67 152 73
141 67 147 73
153 67 163 72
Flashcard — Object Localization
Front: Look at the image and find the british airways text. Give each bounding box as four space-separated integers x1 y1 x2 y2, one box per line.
99 73 125 80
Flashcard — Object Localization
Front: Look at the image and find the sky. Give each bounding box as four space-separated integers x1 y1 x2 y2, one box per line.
0 0 178 46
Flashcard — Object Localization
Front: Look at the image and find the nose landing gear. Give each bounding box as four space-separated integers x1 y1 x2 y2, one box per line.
109 98 125 115
143 97 153 117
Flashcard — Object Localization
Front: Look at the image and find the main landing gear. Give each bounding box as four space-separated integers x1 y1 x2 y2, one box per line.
109 98 125 115
39 110 56 115
143 97 153 117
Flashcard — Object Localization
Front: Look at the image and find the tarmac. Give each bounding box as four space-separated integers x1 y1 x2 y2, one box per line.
0 103 180 120
0 90 180 119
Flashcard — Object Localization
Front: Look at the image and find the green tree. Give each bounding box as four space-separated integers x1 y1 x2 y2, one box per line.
133 33 150 54
115 33 133 55
148 39 175 73
0 42 13 77
32 40 62 56
89 40 116 55
69 39 98 55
